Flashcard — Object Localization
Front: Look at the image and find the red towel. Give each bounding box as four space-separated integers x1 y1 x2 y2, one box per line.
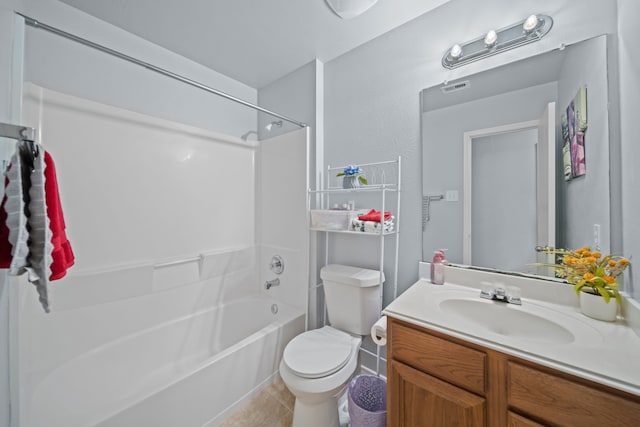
44 151 74 280
358 209 392 223
0 176 12 268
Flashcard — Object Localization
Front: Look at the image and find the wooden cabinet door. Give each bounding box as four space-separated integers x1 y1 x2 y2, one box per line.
507 411 546 427
389 360 486 427
507 362 640 427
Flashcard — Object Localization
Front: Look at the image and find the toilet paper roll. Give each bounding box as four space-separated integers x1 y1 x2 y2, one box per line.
370 316 387 346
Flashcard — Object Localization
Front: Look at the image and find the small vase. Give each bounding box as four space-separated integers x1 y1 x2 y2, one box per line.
342 175 360 189
579 290 618 322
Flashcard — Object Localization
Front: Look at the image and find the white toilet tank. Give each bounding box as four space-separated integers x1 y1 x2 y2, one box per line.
320 264 384 336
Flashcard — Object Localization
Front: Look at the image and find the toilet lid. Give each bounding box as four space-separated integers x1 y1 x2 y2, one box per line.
283 327 353 379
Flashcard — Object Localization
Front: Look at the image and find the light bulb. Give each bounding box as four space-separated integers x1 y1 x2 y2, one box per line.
450 44 462 59
523 14 539 32
484 30 497 47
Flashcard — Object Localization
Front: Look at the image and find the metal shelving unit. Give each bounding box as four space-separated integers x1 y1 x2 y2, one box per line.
309 157 401 375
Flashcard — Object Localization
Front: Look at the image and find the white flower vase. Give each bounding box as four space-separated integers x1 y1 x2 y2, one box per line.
579 290 618 322
342 175 360 189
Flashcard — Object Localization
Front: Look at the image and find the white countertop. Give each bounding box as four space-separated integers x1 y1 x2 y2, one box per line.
383 278 640 397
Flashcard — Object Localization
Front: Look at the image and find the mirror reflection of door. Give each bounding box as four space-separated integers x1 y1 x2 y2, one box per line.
463 103 555 272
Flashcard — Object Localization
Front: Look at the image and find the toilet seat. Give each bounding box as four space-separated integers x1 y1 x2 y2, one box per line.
283 326 354 379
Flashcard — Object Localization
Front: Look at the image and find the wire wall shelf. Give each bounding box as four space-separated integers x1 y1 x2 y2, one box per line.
324 159 400 191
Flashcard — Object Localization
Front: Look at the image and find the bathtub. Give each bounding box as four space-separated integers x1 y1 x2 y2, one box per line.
24 296 305 427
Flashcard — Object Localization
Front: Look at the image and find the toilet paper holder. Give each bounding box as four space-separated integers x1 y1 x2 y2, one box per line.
371 316 387 347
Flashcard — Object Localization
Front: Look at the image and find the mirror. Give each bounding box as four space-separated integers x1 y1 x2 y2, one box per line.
421 35 615 279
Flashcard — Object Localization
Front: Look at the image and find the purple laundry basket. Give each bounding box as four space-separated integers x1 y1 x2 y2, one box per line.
347 374 387 427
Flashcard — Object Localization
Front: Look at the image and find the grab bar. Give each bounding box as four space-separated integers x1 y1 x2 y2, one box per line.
154 256 201 269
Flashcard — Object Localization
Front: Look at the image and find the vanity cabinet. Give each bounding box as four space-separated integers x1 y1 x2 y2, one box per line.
387 317 640 427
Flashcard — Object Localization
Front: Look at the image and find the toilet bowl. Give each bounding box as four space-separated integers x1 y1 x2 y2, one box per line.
280 326 361 427
280 264 384 427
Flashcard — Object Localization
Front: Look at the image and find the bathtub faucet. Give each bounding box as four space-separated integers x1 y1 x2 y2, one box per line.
265 278 280 290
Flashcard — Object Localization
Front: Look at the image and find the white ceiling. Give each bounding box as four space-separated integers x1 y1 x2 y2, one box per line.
56 0 453 88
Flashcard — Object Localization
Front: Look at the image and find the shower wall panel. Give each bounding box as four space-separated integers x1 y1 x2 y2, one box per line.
22 83 256 272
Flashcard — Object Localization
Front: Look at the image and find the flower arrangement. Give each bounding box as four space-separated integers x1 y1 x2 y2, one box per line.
538 246 630 304
336 165 368 185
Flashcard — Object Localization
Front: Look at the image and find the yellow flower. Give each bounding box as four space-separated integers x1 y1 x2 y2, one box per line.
535 246 630 305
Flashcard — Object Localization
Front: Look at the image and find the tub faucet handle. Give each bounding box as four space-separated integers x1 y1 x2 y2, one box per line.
270 255 284 275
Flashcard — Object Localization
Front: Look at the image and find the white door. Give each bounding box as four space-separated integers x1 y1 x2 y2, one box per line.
463 102 556 273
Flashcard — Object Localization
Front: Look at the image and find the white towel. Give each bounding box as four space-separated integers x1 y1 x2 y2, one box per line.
4 147 30 276
25 144 54 312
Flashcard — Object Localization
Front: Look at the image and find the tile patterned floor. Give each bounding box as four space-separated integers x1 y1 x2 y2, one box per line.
218 380 294 427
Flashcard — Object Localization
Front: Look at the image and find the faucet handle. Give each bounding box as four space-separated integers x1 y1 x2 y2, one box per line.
506 286 522 305
269 255 284 275
480 282 494 299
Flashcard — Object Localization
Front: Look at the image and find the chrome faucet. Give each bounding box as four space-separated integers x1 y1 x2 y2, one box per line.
480 282 522 305
265 278 280 290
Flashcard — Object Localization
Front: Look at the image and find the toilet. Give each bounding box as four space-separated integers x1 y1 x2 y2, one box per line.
280 264 384 427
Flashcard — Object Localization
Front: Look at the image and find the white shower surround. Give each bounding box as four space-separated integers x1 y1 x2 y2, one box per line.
15 84 309 426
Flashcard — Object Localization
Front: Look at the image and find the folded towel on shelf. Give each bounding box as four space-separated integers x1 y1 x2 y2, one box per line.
350 217 394 233
358 209 392 223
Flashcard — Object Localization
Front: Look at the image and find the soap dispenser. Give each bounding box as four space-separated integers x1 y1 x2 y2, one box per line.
430 249 447 285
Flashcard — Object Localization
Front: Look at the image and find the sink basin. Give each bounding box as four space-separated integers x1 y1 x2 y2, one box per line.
439 299 576 344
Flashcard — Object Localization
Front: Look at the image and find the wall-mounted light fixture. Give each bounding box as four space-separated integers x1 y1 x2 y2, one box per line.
442 14 553 69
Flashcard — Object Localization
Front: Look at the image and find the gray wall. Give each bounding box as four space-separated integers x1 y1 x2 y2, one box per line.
422 83 557 265
324 0 617 308
618 0 640 300
557 36 611 254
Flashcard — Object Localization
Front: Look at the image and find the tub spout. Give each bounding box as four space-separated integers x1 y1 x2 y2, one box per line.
265 278 280 290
